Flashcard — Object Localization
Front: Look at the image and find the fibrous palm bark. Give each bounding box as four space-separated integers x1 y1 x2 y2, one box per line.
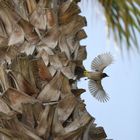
0 0 106 140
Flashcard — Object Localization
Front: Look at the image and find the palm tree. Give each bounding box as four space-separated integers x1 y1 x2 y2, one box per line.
0 0 139 140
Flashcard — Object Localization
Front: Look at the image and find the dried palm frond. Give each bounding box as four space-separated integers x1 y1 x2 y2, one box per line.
37 72 63 102
0 64 10 93
8 71 38 96
2 88 38 113
59 1 81 25
0 0 107 139
41 26 60 49
0 97 11 114
30 0 47 30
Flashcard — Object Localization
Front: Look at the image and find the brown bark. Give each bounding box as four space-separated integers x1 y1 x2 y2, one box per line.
0 0 107 139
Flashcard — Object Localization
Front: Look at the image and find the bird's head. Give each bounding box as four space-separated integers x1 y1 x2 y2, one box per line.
102 73 109 78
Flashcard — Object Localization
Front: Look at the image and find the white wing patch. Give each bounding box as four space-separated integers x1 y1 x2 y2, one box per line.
88 80 109 102
91 52 113 72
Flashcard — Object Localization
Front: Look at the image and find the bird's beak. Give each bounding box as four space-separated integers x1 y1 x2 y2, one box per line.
107 75 109 77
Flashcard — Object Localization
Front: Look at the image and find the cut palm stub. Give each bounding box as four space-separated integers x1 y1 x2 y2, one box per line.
85 53 113 102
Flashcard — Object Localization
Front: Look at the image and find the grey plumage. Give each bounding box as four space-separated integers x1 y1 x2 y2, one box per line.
88 80 109 102
91 52 113 72
87 53 113 102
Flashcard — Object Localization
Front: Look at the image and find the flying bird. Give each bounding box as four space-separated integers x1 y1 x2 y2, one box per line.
75 52 113 102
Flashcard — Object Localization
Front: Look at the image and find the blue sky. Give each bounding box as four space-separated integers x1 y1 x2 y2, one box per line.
79 1 140 140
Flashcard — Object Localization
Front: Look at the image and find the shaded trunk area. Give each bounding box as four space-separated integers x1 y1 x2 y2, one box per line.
0 0 106 139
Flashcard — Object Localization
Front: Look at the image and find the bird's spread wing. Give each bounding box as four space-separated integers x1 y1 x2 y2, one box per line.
88 80 109 102
91 52 113 72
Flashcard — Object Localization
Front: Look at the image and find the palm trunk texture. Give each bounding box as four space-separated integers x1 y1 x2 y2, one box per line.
0 0 107 139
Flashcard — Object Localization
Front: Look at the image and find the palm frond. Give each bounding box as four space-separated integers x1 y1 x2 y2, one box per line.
99 0 140 50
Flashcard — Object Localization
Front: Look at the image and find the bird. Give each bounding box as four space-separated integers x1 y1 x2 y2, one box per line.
75 52 113 102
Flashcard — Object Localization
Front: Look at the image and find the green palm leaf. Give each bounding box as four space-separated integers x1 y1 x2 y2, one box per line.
98 0 140 49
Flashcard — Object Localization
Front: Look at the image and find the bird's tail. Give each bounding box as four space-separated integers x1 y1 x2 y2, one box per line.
74 66 86 79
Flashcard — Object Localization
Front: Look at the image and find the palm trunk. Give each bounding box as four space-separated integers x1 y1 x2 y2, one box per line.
0 0 106 139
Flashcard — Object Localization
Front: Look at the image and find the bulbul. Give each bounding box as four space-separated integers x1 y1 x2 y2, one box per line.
75 52 113 102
